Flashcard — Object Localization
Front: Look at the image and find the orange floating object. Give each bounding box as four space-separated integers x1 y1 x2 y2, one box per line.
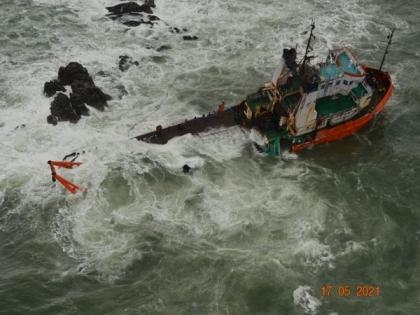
47 160 86 194
49 161 82 169
53 174 82 194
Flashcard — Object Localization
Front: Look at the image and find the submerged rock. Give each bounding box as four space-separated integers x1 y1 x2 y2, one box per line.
49 93 80 124
156 45 171 52
169 27 188 34
118 55 139 72
183 35 199 41
43 80 66 97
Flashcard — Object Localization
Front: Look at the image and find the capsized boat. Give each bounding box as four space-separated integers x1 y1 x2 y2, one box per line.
136 24 394 156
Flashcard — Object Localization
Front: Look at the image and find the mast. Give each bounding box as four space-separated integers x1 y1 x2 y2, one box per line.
379 28 395 71
301 21 316 71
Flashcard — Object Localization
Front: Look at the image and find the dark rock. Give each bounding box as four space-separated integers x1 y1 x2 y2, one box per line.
58 62 93 86
14 124 26 130
183 35 199 41
182 164 191 174
50 93 80 123
149 15 160 21
156 45 171 52
106 2 153 15
145 0 156 8
169 27 189 34
118 55 139 72
169 27 182 34
44 62 111 124
47 115 58 126
106 1 160 27
71 80 111 111
70 93 90 116
43 80 66 97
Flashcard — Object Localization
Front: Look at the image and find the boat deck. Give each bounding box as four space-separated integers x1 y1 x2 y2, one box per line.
136 104 245 144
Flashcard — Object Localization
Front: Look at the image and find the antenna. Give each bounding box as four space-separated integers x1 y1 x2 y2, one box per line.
301 21 316 70
379 28 395 71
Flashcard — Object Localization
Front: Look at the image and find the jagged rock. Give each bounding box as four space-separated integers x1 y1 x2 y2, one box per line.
43 80 66 97
182 164 191 174
47 115 58 126
58 62 93 86
71 80 111 111
44 62 110 124
149 15 159 21
145 0 156 8
118 55 139 72
183 35 199 41
106 1 159 27
106 2 153 15
70 93 90 116
50 93 80 124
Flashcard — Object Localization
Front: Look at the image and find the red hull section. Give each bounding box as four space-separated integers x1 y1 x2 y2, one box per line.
292 71 393 153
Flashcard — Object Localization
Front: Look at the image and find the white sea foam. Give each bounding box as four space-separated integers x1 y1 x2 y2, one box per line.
293 285 322 315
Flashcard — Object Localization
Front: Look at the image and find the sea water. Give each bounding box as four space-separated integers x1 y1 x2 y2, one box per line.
0 0 419 314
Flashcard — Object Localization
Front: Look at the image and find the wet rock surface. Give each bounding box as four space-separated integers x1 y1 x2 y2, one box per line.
105 1 199 40
49 93 80 124
43 80 66 98
106 1 159 27
183 35 199 41
43 62 111 125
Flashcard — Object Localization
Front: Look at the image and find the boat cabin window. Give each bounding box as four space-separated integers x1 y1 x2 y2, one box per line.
349 81 353 85
336 80 341 85
328 82 333 87
343 80 348 85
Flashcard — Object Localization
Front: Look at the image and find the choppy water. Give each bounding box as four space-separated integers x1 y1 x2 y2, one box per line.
1 0 420 314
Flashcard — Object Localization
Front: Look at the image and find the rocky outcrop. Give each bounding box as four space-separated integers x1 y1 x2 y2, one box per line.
58 62 93 86
71 80 111 111
106 1 159 27
43 62 111 125
105 1 199 41
49 93 80 124
43 80 66 97
69 93 90 116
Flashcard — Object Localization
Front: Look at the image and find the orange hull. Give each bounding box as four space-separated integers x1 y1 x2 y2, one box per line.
292 72 393 153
